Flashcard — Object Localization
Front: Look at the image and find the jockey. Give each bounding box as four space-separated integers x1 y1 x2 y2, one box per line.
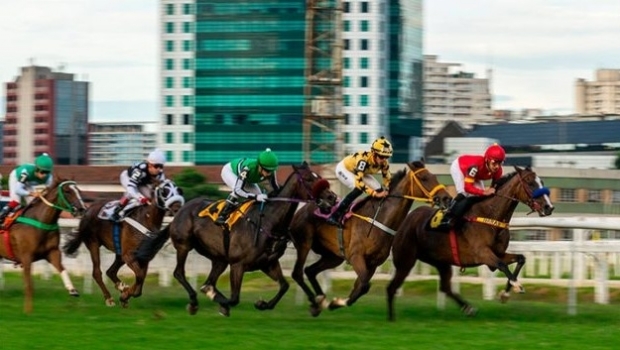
436 143 505 230
214 148 280 226
110 148 167 221
326 136 392 227
0 153 54 226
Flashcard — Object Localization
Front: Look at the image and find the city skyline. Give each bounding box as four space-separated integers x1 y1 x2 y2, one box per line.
1 0 619 121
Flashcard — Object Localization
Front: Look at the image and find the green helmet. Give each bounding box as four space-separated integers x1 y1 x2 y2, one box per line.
257 148 279 171
35 153 54 172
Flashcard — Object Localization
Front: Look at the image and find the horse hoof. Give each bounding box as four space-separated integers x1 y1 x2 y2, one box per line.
105 298 116 307
498 291 511 303
309 305 322 317
186 303 199 315
69 289 80 297
461 305 478 317
254 299 269 310
219 305 230 317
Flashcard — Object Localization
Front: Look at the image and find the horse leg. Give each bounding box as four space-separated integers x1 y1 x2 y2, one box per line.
254 261 289 311
304 253 344 316
20 257 34 314
478 248 521 302
498 252 527 303
119 259 148 308
291 238 320 311
199 260 231 311
386 256 418 322
105 255 128 293
172 247 200 315
436 264 477 316
223 264 245 317
329 256 375 310
45 246 79 297
87 243 116 306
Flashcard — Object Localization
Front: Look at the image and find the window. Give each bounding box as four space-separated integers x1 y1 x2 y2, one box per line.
166 4 174 15
360 20 369 32
344 132 350 143
360 113 368 125
587 189 602 203
165 77 174 88
360 76 368 87
361 2 369 13
182 95 192 107
166 40 174 52
613 190 620 203
165 95 174 107
343 20 350 32
165 114 174 125
183 3 192 15
343 76 350 87
559 188 576 202
360 132 368 144
344 39 350 50
182 132 193 143
360 57 369 69
343 2 350 13
182 77 192 88
344 95 350 107
182 58 192 70
165 22 174 33
360 95 369 106
183 114 193 125
165 132 174 143
165 58 174 70
344 113 349 125
183 150 192 162
343 57 350 69
183 40 193 51
183 22 192 33
360 39 369 50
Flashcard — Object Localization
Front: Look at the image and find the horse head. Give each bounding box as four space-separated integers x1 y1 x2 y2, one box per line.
279 161 337 213
40 177 87 218
394 160 451 208
153 179 185 216
494 166 554 217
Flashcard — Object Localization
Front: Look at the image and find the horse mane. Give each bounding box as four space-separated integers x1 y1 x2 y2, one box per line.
389 168 407 189
493 171 517 189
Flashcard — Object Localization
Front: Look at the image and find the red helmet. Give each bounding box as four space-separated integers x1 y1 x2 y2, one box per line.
484 144 506 162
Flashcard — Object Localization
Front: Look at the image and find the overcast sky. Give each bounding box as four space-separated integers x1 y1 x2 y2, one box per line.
1 0 619 121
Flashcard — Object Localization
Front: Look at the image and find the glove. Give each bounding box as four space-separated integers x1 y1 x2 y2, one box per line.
256 194 268 202
139 197 150 204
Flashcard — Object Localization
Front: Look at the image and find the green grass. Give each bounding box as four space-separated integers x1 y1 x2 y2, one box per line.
0 272 619 350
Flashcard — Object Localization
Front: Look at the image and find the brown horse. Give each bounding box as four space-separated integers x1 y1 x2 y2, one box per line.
386 166 555 321
62 179 184 307
135 161 337 316
0 177 87 313
288 161 452 316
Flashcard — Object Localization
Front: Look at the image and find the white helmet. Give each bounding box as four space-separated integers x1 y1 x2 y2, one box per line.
147 149 166 165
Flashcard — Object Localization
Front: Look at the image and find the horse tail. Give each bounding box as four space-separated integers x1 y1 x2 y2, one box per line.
62 210 94 256
135 225 171 263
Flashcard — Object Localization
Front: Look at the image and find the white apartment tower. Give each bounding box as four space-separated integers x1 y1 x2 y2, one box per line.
423 55 493 144
575 69 620 115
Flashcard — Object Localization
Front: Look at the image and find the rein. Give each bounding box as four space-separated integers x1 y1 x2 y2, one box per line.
388 168 445 204
37 181 80 214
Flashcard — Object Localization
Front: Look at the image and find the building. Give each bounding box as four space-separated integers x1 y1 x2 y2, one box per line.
3 65 89 165
88 122 158 165
342 0 424 162
160 0 318 165
575 69 620 115
423 55 493 145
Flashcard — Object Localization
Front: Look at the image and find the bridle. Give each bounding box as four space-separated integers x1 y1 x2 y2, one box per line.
268 166 332 207
390 168 446 206
495 171 549 214
37 181 86 215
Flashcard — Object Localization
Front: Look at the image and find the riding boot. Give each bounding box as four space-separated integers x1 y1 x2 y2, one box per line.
110 197 129 222
0 205 12 227
436 193 466 230
326 188 363 227
215 197 238 226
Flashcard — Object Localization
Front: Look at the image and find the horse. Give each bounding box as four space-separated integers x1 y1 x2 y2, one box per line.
62 179 184 307
386 166 555 321
287 160 452 317
0 177 87 313
135 161 337 316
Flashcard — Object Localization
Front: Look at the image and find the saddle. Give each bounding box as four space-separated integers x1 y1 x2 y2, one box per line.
198 200 254 227
98 199 142 221
1 208 26 230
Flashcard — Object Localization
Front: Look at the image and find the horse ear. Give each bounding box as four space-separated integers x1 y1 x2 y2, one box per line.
302 160 309 167
419 156 425 164
513 165 523 172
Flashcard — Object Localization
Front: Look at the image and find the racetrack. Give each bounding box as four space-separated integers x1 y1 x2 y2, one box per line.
0 272 618 350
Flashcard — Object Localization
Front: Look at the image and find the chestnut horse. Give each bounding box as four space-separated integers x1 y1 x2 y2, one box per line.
288 161 452 316
386 166 554 321
0 177 87 313
62 179 184 307
135 161 337 316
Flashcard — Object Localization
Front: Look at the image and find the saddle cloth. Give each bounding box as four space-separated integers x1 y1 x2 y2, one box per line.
198 200 254 227
97 199 143 221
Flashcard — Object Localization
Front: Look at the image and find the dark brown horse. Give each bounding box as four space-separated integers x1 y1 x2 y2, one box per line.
288 161 452 316
0 177 87 313
62 179 184 307
386 166 555 321
135 161 337 316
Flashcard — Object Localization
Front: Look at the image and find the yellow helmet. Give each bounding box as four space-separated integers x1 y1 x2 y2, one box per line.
371 136 393 157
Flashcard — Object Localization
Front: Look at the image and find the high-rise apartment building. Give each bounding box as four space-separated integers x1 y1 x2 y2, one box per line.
3 65 89 165
160 0 424 165
575 69 620 115
88 122 158 165
423 55 493 145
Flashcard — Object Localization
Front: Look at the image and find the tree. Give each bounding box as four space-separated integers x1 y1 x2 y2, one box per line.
172 168 225 201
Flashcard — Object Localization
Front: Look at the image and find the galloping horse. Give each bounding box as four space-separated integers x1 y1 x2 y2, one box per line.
386 166 554 321
0 177 86 313
62 179 184 307
288 161 451 316
135 162 337 316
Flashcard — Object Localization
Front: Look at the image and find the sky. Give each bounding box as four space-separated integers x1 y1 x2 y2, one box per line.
1 0 619 121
